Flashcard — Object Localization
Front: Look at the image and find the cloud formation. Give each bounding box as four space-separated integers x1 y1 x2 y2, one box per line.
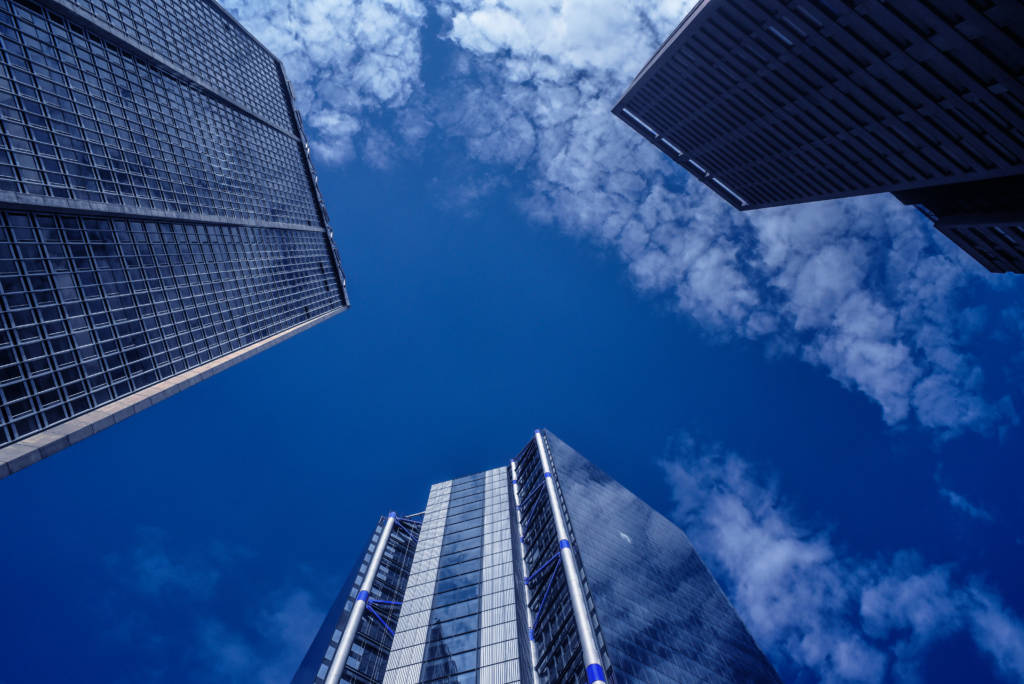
433 0 1018 436
664 436 1024 683
938 487 995 522
222 0 428 163
197 589 324 684
106 530 326 684
231 0 1022 436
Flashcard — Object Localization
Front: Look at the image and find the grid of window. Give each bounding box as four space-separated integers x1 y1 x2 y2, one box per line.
60 0 292 129
384 482 454 684
0 210 344 447
419 473 489 684
416 468 520 684
381 469 521 684
0 0 319 225
615 0 1024 209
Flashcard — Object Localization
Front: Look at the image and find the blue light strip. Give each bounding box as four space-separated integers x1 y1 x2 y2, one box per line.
365 602 395 636
520 477 547 508
520 505 540 534
530 555 562 639
523 552 561 585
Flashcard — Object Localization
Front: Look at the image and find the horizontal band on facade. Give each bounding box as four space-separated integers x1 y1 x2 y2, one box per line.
0 195 327 234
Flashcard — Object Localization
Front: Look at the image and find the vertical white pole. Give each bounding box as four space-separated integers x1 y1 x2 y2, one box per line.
510 458 539 679
534 430 607 684
325 512 397 684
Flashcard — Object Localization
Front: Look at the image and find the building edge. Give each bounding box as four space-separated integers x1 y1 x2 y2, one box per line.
613 0 715 103
538 428 782 682
0 308 345 480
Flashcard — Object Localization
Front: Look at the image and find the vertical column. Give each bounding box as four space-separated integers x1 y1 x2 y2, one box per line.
478 466 520 684
383 482 451 684
534 430 607 684
510 458 539 676
326 512 398 684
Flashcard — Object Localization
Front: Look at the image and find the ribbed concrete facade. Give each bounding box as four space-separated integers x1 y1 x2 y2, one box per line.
615 0 1024 273
477 466 520 684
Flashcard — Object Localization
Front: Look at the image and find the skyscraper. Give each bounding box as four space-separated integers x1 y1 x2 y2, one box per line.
0 0 347 477
614 0 1024 273
294 430 781 684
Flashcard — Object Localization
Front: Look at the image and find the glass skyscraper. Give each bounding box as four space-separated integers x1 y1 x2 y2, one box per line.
0 0 347 477
294 430 781 684
614 0 1024 273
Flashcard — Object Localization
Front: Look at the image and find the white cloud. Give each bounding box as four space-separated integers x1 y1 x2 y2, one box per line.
939 487 995 522
433 0 1019 436
222 0 428 163
245 0 1022 436
664 437 1024 683
934 466 995 523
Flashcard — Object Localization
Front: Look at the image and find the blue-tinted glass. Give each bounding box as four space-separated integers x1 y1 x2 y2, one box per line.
546 432 782 684
429 598 478 623
0 211 343 445
0 0 346 459
0 0 317 225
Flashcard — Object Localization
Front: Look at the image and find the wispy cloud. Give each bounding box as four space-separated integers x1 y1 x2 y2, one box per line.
222 0 428 163
106 526 236 599
105 529 328 684
933 466 995 522
232 0 1023 437
938 487 995 522
663 435 1024 683
433 0 1019 437
197 589 324 684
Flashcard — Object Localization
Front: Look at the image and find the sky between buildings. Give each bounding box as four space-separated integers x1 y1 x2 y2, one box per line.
1 1 1023 683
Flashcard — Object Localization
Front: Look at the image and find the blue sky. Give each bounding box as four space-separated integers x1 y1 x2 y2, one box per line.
3 1 1024 682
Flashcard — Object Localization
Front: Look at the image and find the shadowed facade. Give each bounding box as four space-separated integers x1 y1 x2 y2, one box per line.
614 0 1024 273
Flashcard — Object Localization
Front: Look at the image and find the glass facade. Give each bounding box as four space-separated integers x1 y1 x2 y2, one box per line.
293 516 420 684
383 467 522 684
299 432 780 684
0 0 347 474
546 432 782 683
0 0 317 223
